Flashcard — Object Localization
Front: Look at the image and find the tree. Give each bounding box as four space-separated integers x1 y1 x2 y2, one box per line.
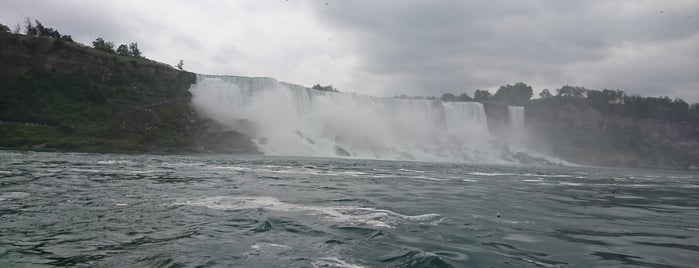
176 60 184 70
311 84 339 92
92 37 115 53
474 89 492 102
539 89 552 99
0 22 10 33
493 82 533 105
128 42 141 58
556 85 587 98
116 44 130 56
441 93 457 102
25 18 37 36
14 23 21 34
60 35 74 42
458 93 473 101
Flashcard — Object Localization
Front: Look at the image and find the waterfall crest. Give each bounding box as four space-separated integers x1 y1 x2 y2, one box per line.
190 75 510 163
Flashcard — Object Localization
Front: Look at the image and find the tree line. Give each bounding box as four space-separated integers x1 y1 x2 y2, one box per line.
311 84 339 93
437 82 698 122
0 18 192 69
91 37 141 58
1 19 74 42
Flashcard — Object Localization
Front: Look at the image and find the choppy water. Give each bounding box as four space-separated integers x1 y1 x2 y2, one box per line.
1 151 697 267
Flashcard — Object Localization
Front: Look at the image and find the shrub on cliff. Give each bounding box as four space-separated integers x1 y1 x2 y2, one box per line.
311 84 339 92
0 22 9 32
92 37 116 53
21 19 74 42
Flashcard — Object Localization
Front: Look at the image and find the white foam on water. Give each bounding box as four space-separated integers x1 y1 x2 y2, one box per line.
0 192 30 201
521 174 576 178
558 182 582 186
311 257 365 268
174 196 442 228
467 172 515 176
522 178 546 182
405 175 448 181
96 160 135 165
250 242 292 251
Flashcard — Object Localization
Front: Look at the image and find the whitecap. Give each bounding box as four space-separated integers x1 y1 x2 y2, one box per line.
468 172 514 176
174 196 442 228
250 242 291 251
0 191 30 201
311 257 365 268
97 160 135 165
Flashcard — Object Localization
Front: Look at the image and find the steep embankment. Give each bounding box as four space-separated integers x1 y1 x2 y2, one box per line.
526 102 699 170
0 32 258 154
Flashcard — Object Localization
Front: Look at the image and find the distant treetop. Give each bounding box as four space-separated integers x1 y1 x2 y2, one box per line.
311 84 339 92
23 18 73 42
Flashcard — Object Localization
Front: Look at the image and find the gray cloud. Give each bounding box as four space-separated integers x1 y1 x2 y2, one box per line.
310 0 699 101
1 0 697 102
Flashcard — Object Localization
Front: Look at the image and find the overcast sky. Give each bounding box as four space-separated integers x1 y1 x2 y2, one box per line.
3 0 698 102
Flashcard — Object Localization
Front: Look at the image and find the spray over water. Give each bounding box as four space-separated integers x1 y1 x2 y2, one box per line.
190 75 538 163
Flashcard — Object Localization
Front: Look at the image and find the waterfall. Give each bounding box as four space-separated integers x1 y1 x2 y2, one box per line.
189 75 508 163
508 106 525 143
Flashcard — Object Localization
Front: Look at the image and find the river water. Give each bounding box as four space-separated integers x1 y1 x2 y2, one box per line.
1 151 697 267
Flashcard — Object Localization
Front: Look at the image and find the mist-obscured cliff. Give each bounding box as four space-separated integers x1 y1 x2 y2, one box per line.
0 32 259 154
525 99 699 170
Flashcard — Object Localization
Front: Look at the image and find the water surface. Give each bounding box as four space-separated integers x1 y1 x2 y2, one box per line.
1 151 697 267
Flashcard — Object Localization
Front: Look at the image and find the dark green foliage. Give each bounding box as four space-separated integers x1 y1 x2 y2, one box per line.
128 42 141 58
0 22 9 32
60 35 73 42
98 39 142 58
24 18 37 36
176 60 184 70
311 84 339 92
474 89 492 101
1 21 259 154
440 92 472 102
441 93 456 101
493 82 533 105
116 44 130 56
20 19 72 42
556 85 588 98
92 37 115 53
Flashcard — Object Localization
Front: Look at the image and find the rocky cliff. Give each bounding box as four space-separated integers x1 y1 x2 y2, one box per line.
0 32 259 154
526 102 699 170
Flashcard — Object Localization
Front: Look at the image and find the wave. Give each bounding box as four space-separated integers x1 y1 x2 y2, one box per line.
173 196 442 228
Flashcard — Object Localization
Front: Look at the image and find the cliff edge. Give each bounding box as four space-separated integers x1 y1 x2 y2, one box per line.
0 32 259 154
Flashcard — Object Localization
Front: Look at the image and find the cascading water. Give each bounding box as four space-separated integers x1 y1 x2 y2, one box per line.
507 106 526 146
190 75 510 163
508 106 525 133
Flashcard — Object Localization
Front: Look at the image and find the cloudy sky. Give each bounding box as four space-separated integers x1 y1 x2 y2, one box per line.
3 0 698 102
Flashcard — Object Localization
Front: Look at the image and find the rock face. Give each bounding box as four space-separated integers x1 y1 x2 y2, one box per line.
0 32 259 154
333 146 351 157
525 103 699 170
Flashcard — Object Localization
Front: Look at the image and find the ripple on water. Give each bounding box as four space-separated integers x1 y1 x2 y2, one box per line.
380 250 454 268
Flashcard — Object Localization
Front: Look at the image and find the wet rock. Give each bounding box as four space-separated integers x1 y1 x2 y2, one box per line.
334 146 351 157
